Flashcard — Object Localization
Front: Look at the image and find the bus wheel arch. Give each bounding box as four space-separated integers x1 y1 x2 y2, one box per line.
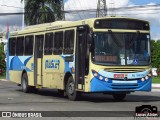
64 72 72 90
64 72 80 100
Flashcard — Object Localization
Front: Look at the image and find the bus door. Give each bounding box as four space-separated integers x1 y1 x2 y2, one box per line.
34 35 44 86
76 25 89 90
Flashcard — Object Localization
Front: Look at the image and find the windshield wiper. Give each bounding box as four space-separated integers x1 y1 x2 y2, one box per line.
108 30 122 48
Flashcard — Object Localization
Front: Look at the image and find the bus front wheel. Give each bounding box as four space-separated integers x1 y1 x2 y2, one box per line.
113 93 126 101
21 73 30 93
66 76 79 101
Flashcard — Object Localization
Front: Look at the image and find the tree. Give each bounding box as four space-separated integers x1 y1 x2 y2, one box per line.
151 40 160 73
0 43 5 75
21 0 64 25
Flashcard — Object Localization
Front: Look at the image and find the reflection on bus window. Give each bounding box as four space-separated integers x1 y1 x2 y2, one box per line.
92 33 150 66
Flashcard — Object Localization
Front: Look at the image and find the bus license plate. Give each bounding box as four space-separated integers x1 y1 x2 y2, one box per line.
114 74 124 78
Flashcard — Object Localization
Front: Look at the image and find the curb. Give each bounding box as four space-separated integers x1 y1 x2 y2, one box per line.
152 89 160 92
151 84 160 92
0 79 7 81
152 84 160 88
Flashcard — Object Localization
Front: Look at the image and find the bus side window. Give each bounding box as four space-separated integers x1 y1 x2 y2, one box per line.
24 35 34 55
9 38 16 56
44 33 53 55
16 37 24 56
64 30 74 54
54 32 63 55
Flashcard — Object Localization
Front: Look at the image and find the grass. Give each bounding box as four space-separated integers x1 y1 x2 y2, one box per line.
0 74 6 79
152 76 160 84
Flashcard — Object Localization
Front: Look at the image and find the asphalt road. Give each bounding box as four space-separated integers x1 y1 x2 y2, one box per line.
0 80 160 120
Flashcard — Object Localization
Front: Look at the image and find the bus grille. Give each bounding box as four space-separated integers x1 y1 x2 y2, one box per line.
104 67 146 73
111 83 138 89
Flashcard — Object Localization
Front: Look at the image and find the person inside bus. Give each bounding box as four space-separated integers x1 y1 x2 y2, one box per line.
124 40 134 64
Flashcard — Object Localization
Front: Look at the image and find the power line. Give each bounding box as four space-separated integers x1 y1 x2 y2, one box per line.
71 0 83 20
0 4 23 9
1 9 160 16
1 3 160 11
1 2 160 10
63 3 160 11
78 0 86 19
0 4 160 17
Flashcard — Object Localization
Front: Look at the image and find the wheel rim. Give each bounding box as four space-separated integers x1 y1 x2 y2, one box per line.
68 82 74 95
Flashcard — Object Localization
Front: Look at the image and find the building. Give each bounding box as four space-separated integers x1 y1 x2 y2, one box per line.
0 32 8 44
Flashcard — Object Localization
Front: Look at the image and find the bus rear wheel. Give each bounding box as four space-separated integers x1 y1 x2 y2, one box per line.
113 93 126 101
21 73 31 93
66 76 79 101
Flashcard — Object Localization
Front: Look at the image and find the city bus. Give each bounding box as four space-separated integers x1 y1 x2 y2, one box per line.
8 17 151 101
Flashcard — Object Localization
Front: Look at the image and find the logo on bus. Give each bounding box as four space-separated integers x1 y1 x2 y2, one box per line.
45 60 60 69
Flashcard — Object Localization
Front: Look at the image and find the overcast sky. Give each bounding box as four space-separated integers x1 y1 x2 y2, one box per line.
0 0 160 40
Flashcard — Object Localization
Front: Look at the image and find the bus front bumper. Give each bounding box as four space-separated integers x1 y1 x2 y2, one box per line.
90 77 152 92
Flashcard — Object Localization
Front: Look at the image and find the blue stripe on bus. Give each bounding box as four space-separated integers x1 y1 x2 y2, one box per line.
60 55 74 74
9 56 32 71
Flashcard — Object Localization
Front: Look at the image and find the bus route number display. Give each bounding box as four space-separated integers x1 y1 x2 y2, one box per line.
94 18 149 30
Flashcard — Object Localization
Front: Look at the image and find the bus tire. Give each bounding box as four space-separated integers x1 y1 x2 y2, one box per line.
113 93 126 101
21 73 30 93
66 76 79 101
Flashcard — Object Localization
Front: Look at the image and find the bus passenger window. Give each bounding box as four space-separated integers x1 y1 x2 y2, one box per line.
16 37 24 56
54 32 63 55
9 38 16 56
44 33 53 55
24 36 33 55
64 30 74 54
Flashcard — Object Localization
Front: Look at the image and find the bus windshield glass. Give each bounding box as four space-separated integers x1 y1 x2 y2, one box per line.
92 32 151 66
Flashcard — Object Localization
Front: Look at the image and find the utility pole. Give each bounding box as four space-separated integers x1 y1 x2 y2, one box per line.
22 0 25 29
96 0 107 17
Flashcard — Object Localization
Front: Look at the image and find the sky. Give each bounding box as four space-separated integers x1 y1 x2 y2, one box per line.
0 0 160 40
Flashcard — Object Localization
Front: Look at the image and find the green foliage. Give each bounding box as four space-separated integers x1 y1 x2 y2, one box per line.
22 0 64 25
152 77 160 83
0 44 6 75
151 40 160 73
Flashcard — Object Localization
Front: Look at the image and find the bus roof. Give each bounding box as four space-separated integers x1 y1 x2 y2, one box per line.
10 16 149 36
24 21 72 30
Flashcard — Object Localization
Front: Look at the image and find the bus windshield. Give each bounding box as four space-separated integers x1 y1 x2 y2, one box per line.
92 32 151 66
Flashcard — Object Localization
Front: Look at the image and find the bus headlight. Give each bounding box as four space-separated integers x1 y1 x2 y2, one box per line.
99 76 103 80
92 69 109 82
105 78 108 82
145 76 149 80
141 78 145 82
94 73 98 77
